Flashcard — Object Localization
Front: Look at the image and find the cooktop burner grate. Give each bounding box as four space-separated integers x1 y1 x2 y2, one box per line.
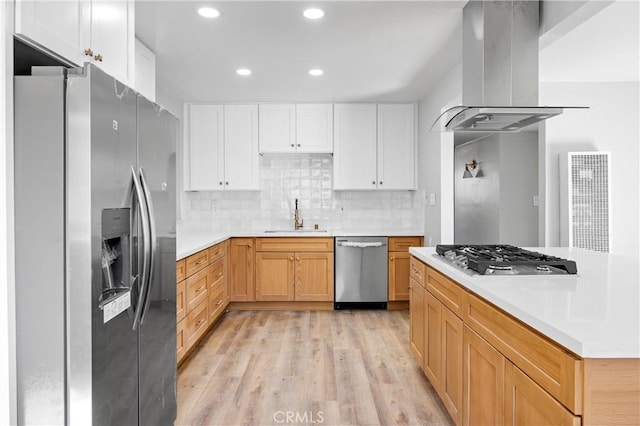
435 245 578 275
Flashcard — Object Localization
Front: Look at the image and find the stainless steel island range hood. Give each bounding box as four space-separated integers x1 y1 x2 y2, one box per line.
431 0 585 133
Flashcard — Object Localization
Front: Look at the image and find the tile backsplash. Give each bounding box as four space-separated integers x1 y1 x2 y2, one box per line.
183 154 424 232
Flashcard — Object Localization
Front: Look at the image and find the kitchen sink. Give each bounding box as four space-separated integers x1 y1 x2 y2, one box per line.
263 229 328 233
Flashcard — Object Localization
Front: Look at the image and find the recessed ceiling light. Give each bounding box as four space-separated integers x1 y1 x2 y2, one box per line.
198 7 220 18
303 8 324 19
309 69 324 76
236 68 252 76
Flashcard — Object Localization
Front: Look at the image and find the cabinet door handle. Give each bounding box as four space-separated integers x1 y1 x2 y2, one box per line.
219 181 223 185
225 181 229 185
289 257 294 261
390 256 394 261
84 48 93 57
372 181 376 185
295 257 300 261
379 181 383 185
216 272 223 278
297 144 301 147
94 53 103 62
290 144 295 147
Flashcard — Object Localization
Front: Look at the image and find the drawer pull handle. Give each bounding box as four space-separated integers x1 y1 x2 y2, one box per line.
217 272 223 278
197 285 206 292
216 300 223 306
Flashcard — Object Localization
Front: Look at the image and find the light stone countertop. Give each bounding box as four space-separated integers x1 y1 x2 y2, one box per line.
409 246 640 358
177 229 423 260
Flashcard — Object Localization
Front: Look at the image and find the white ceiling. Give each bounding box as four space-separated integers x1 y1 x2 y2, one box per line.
135 1 464 104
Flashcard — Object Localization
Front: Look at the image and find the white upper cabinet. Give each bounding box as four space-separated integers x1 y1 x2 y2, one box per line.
259 103 333 153
334 103 416 190
333 104 378 190
296 104 333 153
15 0 135 86
134 38 156 102
377 104 417 190
224 105 259 190
184 104 259 191
185 104 224 191
258 104 296 153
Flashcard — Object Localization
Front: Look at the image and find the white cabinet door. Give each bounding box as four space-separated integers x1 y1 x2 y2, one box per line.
224 105 259 190
333 104 377 190
258 104 295 153
377 104 416 190
296 104 333 153
15 0 85 66
134 38 156 102
89 0 135 85
186 105 224 191
15 0 134 85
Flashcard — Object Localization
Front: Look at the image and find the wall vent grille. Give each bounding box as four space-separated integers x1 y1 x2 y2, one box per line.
565 152 611 253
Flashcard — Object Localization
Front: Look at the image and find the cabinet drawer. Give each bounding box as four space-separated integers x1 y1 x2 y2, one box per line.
464 292 582 413
176 259 186 282
207 242 226 264
426 266 464 317
208 258 224 289
186 249 208 276
186 300 208 347
208 284 225 323
389 236 422 252
256 237 334 252
176 319 186 364
186 266 209 312
410 256 426 288
176 281 186 323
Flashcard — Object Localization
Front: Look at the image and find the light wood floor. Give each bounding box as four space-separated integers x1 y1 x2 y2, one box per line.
176 310 453 426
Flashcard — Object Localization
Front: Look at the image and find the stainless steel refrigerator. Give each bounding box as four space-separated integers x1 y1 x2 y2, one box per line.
14 64 177 425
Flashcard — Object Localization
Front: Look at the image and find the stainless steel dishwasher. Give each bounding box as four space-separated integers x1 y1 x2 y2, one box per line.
334 236 388 309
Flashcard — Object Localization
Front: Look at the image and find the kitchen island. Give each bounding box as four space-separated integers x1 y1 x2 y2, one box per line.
409 246 639 426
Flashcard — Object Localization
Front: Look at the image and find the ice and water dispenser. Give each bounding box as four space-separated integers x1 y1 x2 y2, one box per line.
99 208 133 322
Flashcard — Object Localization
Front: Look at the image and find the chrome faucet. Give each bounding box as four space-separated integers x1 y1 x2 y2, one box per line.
294 199 304 230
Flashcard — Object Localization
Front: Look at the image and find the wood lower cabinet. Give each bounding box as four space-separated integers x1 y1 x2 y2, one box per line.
420 280 463 425
388 236 422 301
255 252 295 301
505 362 580 426
229 238 255 301
295 252 334 301
441 306 463 425
254 238 334 303
462 325 505 426
389 251 411 301
409 278 425 364
177 240 229 365
423 292 442 391
408 255 626 426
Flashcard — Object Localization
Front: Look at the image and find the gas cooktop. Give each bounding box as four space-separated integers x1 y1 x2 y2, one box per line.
435 245 578 275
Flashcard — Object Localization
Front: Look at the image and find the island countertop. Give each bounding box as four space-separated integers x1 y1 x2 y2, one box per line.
409 246 640 358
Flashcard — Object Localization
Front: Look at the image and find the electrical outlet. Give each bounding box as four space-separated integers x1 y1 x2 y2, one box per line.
429 193 436 206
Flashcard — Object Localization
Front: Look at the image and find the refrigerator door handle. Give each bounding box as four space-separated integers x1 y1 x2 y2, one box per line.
138 168 156 324
130 166 151 330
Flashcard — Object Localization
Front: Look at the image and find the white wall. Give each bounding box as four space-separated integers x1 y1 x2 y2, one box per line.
541 82 640 256
1 2 16 424
540 0 640 257
417 63 461 246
